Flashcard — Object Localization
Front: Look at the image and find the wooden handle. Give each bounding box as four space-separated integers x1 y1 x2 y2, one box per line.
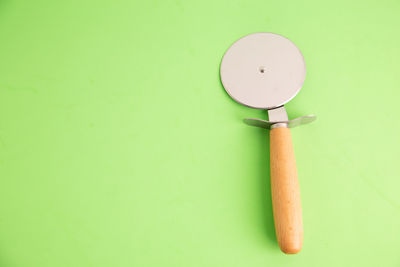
270 127 303 254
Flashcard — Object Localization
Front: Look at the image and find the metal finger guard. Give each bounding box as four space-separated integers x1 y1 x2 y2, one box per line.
244 115 316 130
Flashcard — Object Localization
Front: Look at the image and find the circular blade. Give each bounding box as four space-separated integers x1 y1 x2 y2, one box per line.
220 33 306 109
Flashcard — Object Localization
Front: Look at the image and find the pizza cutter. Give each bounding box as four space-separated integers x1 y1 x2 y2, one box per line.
220 32 316 254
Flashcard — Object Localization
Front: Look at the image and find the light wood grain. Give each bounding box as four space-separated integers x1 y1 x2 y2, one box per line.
270 127 303 254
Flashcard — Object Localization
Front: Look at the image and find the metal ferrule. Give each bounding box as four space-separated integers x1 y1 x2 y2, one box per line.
271 122 288 129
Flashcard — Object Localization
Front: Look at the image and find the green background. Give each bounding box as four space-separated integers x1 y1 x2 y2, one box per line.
0 0 399 266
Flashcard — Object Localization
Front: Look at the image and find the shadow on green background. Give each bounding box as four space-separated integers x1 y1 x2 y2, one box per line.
253 127 276 243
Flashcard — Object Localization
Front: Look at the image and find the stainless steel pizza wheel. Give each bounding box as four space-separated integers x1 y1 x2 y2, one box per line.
220 32 316 254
